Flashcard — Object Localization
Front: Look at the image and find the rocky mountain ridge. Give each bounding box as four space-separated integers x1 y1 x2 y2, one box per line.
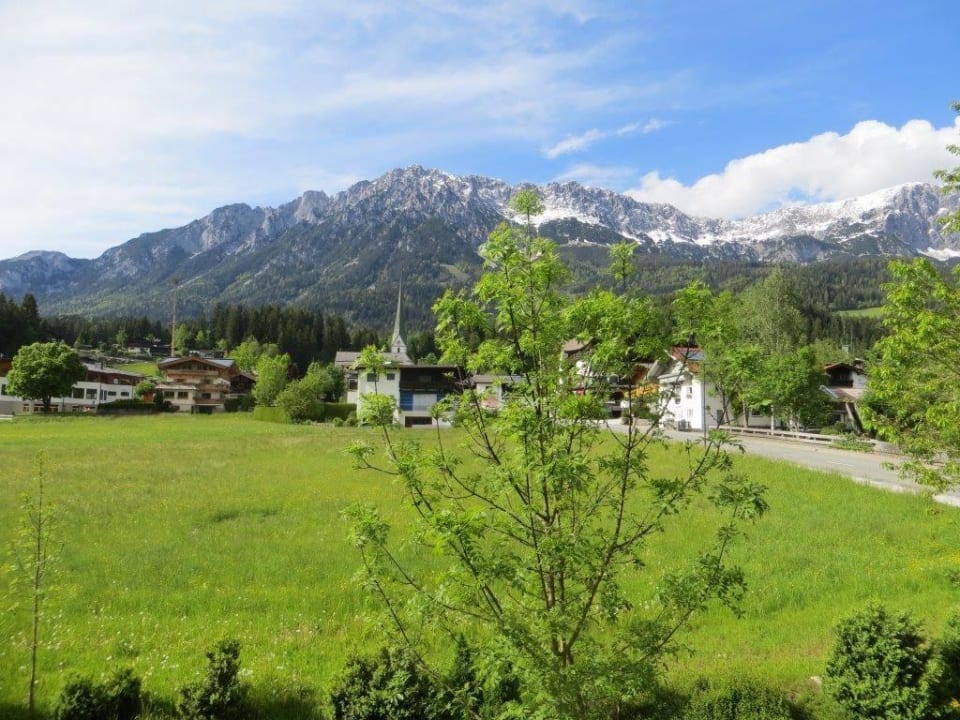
1 166 957 322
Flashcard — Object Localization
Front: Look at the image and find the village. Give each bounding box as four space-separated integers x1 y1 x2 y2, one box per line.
0 291 868 438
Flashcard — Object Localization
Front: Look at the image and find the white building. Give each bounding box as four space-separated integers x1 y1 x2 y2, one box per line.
334 279 465 426
652 348 722 432
0 361 144 415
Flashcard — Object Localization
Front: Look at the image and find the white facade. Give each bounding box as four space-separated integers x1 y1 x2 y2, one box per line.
355 367 402 408
0 363 141 415
657 369 722 432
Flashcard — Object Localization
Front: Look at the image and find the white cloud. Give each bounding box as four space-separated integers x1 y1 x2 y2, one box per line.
628 118 960 218
0 1 634 260
553 164 636 187
640 118 668 134
543 119 666 159
544 129 606 159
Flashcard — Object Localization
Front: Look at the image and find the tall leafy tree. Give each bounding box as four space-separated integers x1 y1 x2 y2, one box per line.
864 111 960 488
736 268 805 356
672 282 754 425
864 258 960 488
7 341 85 412
934 100 960 235
251 353 290 407
275 362 346 421
229 337 271 373
752 348 831 431
347 193 767 719
608 240 636 295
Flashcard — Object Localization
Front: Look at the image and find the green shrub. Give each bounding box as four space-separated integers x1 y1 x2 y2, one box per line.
133 379 156 400
925 611 960 719
683 679 794 720
274 394 355 423
178 639 248 720
826 604 934 720
97 400 156 414
330 640 521 720
152 393 174 412
54 668 142 720
105 669 142 720
437 636 520 720
276 379 323 422
54 678 106 720
330 645 438 720
323 403 356 423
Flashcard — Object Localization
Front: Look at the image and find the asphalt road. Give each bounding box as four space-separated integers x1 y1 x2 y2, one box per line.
606 421 960 507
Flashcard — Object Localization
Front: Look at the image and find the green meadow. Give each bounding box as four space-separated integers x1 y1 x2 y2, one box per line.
2 414 959 715
835 306 885 318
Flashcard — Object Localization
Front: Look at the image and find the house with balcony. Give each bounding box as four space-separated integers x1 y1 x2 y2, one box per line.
649 347 775 431
821 359 867 431
650 347 723 432
156 356 255 413
0 359 144 414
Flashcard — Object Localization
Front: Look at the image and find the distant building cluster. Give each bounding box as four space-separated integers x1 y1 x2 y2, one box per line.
0 358 143 415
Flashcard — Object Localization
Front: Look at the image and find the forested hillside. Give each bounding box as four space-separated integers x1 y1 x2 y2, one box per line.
0 253 893 366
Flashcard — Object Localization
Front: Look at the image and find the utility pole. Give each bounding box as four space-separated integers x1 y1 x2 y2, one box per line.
170 277 179 358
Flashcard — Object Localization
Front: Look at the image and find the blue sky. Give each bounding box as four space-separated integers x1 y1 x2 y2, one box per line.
1 0 958 260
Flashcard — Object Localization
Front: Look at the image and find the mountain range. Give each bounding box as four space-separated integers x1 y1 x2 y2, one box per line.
1 165 957 327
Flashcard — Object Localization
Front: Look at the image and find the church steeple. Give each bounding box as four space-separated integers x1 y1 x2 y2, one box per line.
390 274 407 357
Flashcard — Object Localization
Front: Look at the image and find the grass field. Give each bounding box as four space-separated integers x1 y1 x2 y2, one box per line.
2 414 959 716
119 359 161 376
835 306 884 318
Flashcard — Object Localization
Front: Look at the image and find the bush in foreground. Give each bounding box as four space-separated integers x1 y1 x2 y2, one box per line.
329 639 520 720
683 679 796 720
826 605 935 720
177 639 248 720
54 668 142 720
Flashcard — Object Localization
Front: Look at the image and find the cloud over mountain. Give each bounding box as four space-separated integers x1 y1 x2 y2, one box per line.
628 118 960 219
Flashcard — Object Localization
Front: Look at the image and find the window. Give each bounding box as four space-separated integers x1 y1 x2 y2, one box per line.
177 391 188 399
386 373 395 380
366 373 377 382
686 385 693 398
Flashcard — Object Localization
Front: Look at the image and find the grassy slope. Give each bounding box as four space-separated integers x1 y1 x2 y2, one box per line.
835 306 884 318
1 415 958 712
120 360 161 376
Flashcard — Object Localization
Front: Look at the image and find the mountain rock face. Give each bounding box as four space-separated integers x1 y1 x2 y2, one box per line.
1 166 957 322
715 184 960 260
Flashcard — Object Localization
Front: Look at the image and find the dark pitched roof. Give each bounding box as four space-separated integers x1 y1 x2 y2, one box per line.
159 356 237 370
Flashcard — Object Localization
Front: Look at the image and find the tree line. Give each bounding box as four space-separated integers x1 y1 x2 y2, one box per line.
0 298 390 372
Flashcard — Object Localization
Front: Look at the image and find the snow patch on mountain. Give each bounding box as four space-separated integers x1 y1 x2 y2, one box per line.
923 247 960 261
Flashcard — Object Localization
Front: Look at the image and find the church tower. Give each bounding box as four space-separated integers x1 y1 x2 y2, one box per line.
389 274 408 358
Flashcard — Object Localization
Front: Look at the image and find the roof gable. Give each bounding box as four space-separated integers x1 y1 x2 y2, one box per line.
159 356 236 372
